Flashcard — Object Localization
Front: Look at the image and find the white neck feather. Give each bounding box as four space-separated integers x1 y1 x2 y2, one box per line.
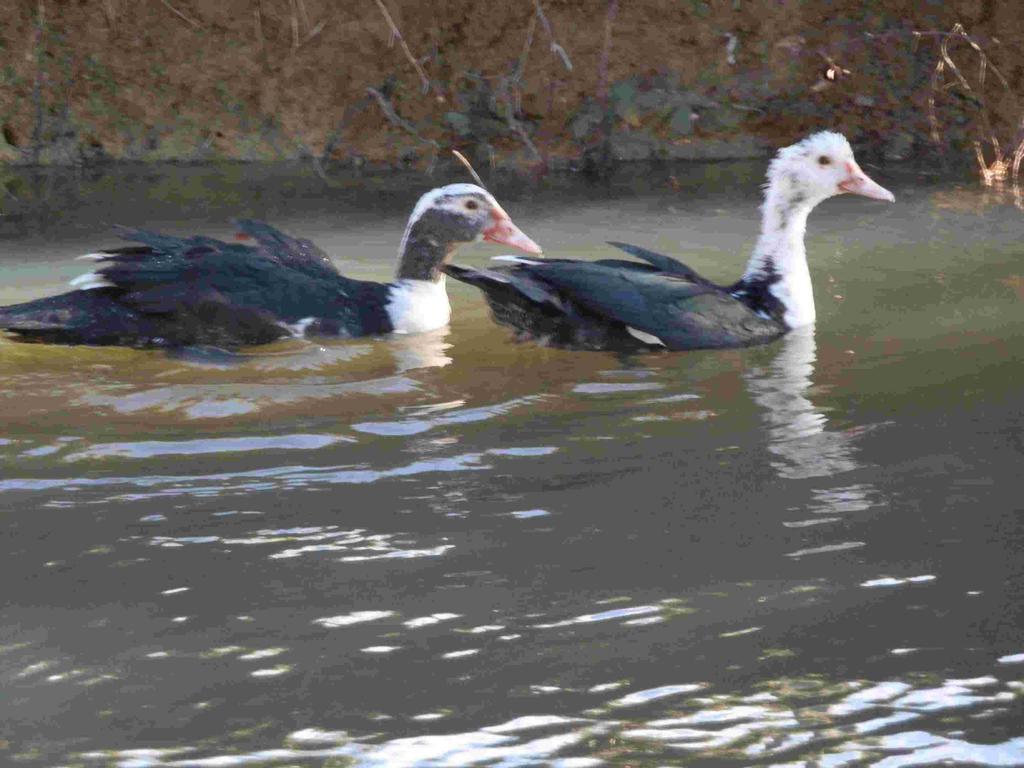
742 184 819 329
386 277 451 334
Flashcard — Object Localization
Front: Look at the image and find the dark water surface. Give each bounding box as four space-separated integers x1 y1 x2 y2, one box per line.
2 162 1023 767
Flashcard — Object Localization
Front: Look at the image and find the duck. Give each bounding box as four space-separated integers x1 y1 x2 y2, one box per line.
0 183 540 348
445 132 894 351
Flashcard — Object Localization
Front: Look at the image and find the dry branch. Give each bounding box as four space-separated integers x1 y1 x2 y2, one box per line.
496 77 542 163
366 86 439 163
372 0 432 94
452 150 487 188
596 0 618 102
253 2 264 55
514 13 537 84
295 0 312 33
157 0 200 29
533 0 572 71
101 0 118 29
923 23 1024 186
288 0 300 48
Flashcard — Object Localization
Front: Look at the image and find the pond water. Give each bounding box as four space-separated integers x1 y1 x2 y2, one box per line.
1 160 1023 767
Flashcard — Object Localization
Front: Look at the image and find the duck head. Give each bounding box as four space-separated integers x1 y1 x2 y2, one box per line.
397 184 541 281
767 131 895 210
742 132 894 330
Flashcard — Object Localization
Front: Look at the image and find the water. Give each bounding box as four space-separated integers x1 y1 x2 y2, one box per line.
2 161 1023 767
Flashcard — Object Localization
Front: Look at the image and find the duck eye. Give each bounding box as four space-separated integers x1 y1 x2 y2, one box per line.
464 200 479 211
818 155 831 166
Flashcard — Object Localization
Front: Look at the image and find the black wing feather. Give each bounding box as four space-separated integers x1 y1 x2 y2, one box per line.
2 223 390 347
605 241 714 284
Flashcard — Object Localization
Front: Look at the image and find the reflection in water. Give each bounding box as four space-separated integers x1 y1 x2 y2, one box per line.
74 374 421 420
4 171 1024 768
389 327 453 372
0 326 453 424
745 327 883 540
71 658 1024 766
745 327 858 480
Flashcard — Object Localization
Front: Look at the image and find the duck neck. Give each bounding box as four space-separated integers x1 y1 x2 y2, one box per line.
387 225 452 334
395 226 453 282
739 188 817 329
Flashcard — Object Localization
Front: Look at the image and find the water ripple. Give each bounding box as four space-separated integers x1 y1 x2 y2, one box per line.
76 376 420 419
352 396 544 437
148 526 453 563
0 446 558 497
64 433 352 461
81 664 1024 766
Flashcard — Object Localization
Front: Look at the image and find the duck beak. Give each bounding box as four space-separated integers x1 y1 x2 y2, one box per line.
483 209 543 254
838 161 895 202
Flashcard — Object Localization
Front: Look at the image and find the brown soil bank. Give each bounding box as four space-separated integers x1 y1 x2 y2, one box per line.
1 0 1023 172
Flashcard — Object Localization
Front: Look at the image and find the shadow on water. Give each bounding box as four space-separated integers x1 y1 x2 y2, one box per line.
1 162 1023 766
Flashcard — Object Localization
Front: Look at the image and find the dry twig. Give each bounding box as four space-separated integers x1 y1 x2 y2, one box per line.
496 77 542 163
295 0 311 33
297 18 328 49
367 86 439 170
288 0 300 48
101 0 118 29
596 0 618 102
452 150 487 188
158 0 200 29
923 23 1024 186
372 0 432 94
514 13 537 84
253 2 265 55
532 0 572 71
29 0 46 165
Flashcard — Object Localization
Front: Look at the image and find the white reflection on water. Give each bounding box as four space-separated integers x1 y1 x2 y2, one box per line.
352 396 544 437
313 610 394 628
149 526 453 563
0 446 558 497
861 574 936 588
573 382 664 395
533 604 662 628
610 683 706 708
404 613 461 629
388 327 453 372
746 328 888 562
849 732 1024 767
188 327 453 375
71 655 1024 767
76 375 421 419
746 327 861 480
64 433 352 461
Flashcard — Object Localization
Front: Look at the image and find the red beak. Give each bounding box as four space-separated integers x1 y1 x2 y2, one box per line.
483 209 543 255
837 161 895 202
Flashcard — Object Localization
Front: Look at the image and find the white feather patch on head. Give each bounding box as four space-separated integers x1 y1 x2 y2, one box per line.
75 252 112 262
767 131 853 188
777 131 852 162
70 271 115 290
398 183 498 257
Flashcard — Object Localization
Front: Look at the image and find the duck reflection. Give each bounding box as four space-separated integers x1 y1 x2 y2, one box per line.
745 327 880 522
387 327 453 373
745 326 858 479
72 329 453 420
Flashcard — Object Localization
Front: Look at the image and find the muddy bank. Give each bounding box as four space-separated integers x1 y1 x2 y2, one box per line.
1 0 1022 175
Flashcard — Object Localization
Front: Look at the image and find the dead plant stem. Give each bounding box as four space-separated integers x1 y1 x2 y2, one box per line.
533 0 572 71
372 0 432 94
157 0 200 29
